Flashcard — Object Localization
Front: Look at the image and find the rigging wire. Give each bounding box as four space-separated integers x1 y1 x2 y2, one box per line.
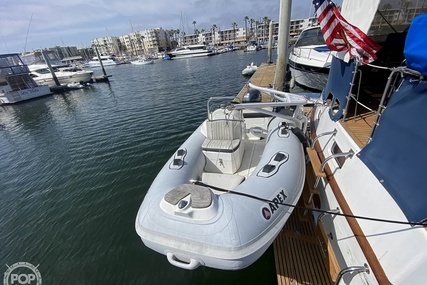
193 181 427 227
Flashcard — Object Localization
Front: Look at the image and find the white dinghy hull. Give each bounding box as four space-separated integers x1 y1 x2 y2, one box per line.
136 89 310 270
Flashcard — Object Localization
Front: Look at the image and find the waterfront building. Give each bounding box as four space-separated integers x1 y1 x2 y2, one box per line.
91 36 122 56
119 28 170 56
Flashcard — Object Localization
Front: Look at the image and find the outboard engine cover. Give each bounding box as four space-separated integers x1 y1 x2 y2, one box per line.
242 89 261 103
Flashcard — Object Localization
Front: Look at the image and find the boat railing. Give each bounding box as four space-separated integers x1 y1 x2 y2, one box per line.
206 96 239 120
342 64 423 143
335 265 370 285
293 46 333 63
368 66 422 142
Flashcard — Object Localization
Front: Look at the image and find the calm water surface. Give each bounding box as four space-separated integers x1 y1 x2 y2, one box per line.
0 50 279 284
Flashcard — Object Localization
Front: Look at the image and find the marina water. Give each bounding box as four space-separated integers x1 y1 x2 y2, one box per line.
0 50 280 284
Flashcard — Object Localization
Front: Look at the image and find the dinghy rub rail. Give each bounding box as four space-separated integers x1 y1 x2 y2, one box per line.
192 181 427 227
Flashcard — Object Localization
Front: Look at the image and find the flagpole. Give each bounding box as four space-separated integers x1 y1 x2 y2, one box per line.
274 0 292 91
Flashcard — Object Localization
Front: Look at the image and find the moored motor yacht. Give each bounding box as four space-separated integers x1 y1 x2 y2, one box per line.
289 26 333 91
28 65 93 87
0 53 51 104
167 44 215 59
88 55 121 67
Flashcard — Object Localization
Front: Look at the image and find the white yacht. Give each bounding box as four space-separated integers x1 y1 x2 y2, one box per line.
21 50 68 69
0 53 51 104
167 45 214 59
88 55 121 67
29 65 93 87
289 26 333 91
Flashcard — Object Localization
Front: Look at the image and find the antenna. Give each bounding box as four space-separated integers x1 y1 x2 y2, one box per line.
0 29 10 53
24 13 33 54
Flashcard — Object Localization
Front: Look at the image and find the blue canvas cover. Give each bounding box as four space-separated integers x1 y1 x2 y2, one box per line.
358 78 427 223
404 13 427 76
322 57 355 121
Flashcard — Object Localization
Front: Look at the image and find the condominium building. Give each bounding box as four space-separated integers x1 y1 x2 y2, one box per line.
86 16 320 57
91 36 122 56
117 28 170 56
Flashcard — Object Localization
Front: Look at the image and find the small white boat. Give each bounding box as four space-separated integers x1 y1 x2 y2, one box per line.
289 26 333 91
0 53 51 105
135 85 314 270
241 62 258 76
88 55 121 67
66 82 88 89
28 65 93 87
246 43 260 52
130 58 154 65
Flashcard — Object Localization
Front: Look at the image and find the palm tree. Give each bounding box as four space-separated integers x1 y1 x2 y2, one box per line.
244 16 249 43
181 31 186 45
211 24 217 46
262 17 271 43
194 29 200 44
193 21 197 33
231 22 238 44
249 18 255 40
255 20 260 40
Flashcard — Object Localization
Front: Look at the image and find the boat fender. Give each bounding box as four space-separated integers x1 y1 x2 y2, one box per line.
289 75 296 89
291 127 309 148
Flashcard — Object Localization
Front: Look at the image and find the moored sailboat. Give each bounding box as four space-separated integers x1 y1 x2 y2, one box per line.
302 1 427 284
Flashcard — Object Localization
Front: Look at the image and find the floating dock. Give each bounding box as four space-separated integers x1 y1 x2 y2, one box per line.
236 63 335 285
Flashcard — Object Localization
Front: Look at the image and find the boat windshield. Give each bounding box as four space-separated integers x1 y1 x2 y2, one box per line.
295 27 325 47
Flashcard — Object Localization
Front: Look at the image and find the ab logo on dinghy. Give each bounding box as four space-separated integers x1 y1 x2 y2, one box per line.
262 207 272 220
261 188 288 220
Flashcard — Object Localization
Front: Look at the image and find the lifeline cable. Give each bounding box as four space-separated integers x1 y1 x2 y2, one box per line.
193 181 427 227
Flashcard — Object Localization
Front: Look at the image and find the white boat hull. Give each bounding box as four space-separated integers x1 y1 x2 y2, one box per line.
168 52 214 59
288 62 329 91
130 60 154 65
32 70 93 87
136 105 306 270
288 29 332 90
168 45 215 59
0 85 51 104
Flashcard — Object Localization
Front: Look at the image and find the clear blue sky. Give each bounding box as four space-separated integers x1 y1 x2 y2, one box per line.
0 0 342 54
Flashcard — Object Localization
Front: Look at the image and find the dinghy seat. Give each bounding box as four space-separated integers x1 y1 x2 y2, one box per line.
161 184 219 220
202 119 242 152
164 184 212 208
202 119 245 174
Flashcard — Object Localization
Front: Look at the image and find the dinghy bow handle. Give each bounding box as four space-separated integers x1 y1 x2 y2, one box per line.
166 252 200 270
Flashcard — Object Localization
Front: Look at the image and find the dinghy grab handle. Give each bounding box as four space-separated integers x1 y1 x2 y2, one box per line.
166 252 200 270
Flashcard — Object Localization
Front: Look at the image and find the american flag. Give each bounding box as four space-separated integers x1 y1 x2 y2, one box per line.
313 0 381 64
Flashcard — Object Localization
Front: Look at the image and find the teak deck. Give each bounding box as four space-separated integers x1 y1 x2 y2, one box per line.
236 63 277 102
236 64 334 285
236 64 375 285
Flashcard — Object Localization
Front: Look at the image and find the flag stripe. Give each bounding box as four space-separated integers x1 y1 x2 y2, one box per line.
313 0 381 63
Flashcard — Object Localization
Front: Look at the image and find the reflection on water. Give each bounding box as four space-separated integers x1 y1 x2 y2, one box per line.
0 50 279 285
